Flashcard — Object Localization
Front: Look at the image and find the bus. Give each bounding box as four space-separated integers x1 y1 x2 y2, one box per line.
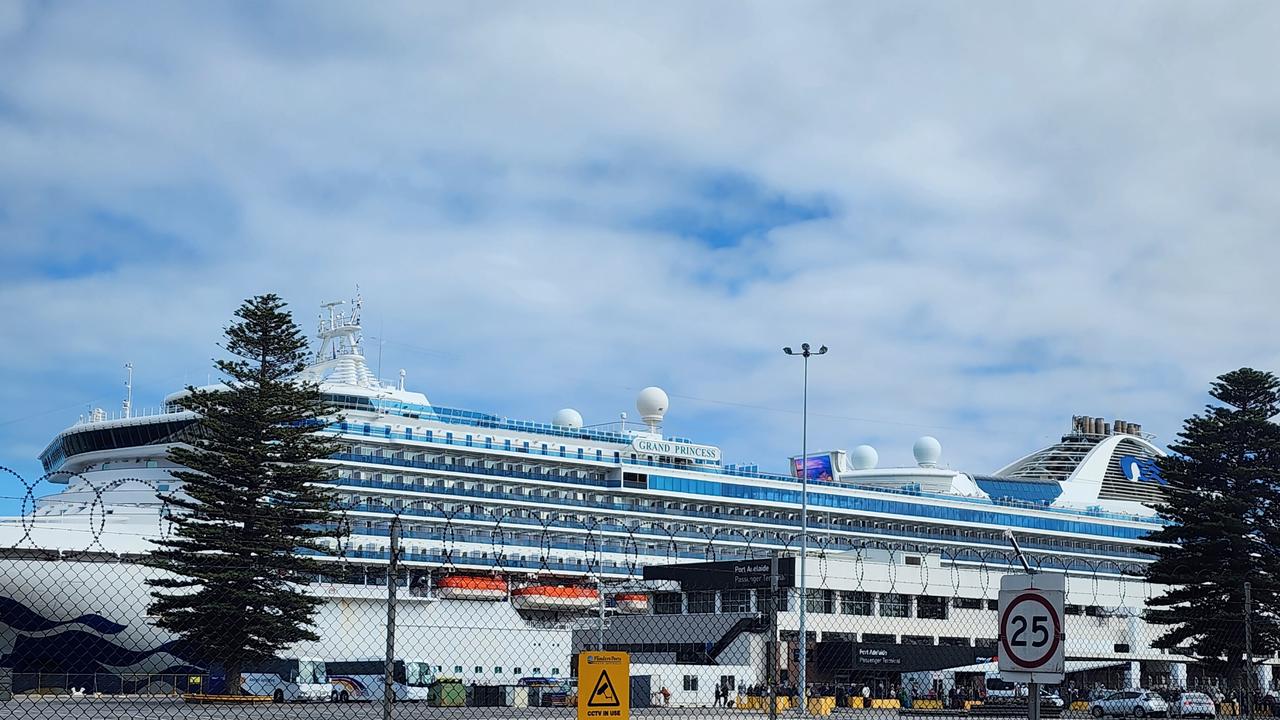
327 660 408 703
237 657 330 702
403 661 437 702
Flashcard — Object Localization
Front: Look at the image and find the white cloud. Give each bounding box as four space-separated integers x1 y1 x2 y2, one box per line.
3 2 1280 486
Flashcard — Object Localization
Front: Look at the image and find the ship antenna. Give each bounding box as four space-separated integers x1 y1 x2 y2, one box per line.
123 362 134 419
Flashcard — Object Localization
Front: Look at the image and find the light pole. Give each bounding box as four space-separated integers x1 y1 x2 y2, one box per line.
783 342 826 714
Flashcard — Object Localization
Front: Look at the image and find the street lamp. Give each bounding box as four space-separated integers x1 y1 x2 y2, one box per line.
782 342 827 713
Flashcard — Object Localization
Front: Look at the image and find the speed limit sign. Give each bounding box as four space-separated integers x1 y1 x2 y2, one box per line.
998 573 1065 683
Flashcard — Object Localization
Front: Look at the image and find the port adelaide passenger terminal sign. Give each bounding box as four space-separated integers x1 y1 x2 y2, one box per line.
998 573 1066 683
578 652 630 720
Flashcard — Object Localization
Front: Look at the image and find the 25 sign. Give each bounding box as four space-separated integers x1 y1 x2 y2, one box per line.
1009 613 1051 649
997 574 1066 682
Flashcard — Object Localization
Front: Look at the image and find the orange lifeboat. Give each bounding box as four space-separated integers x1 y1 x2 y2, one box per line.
510 585 600 611
614 593 649 614
435 575 508 601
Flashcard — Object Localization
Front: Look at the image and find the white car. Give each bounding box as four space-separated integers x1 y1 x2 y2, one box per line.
1170 692 1216 719
1091 690 1169 718
1041 690 1065 709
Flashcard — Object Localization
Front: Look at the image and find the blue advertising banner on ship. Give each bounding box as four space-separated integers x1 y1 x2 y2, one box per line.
642 557 796 590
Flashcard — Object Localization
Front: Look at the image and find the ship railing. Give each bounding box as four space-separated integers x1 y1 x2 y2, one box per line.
323 459 1160 552
295 545 1144 579
72 405 186 426
314 490 1157 562
324 470 1161 559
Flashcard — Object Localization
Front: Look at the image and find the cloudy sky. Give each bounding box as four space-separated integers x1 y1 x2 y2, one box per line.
3 2 1279 505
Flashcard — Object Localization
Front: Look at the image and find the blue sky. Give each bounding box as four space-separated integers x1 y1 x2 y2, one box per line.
3 2 1280 513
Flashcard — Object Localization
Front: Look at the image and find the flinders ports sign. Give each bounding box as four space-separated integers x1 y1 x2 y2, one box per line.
642 557 796 591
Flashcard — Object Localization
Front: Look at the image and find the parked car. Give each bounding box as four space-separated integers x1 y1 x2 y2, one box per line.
1170 692 1216 718
1091 690 1169 718
1041 690 1065 709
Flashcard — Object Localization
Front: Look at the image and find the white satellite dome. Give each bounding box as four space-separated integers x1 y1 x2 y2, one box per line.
636 386 669 427
552 408 584 429
913 436 942 468
850 445 879 470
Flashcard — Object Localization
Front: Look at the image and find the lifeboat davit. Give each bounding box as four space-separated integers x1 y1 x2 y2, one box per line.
435 575 508 601
510 585 600 611
614 593 649 614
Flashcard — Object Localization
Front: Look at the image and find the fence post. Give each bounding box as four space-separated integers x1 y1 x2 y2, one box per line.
0 666 11 701
768 549 778 720
385 517 400 720
597 575 605 650
1245 582 1254 720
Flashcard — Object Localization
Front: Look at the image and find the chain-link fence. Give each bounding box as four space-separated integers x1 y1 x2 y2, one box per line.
0 469 1273 720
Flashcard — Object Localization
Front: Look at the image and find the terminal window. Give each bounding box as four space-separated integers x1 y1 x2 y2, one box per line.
917 596 948 620
722 590 751 613
687 591 716 614
841 591 873 616
881 594 911 618
654 592 682 615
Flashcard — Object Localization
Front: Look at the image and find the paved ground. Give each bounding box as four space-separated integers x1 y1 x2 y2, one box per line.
1 699 1089 720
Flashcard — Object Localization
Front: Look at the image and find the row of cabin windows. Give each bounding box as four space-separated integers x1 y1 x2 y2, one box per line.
344 449 609 484
335 459 1135 557
335 486 1134 558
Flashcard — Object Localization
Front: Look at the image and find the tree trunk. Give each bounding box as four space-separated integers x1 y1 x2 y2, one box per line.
225 662 242 697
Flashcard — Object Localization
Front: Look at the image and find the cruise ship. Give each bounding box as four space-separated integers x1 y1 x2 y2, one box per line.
3 296 1256 703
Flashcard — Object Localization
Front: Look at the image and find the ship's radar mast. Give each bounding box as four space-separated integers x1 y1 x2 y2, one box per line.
304 290 378 388
315 291 364 363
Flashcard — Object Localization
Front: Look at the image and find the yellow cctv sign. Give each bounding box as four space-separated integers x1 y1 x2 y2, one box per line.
578 651 629 720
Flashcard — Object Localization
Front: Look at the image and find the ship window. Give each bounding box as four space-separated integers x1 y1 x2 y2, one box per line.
494 666 502 674
454 666 463 673
683 676 699 691
551 668 559 675
157 484 170 492
474 666 482 673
